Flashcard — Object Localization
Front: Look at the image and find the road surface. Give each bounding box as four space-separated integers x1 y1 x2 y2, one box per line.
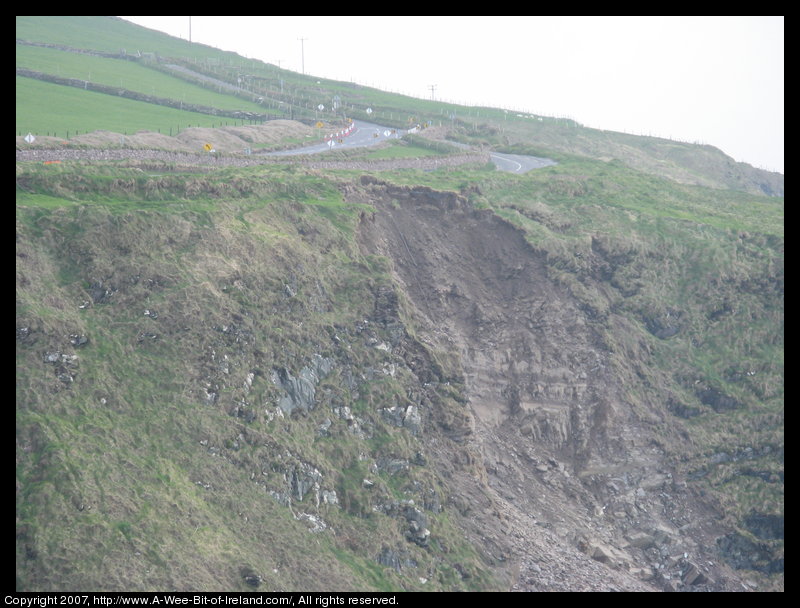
265 120 405 156
266 119 556 173
445 139 556 174
489 151 557 173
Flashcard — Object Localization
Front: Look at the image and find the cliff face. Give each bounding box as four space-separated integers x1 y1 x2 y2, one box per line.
16 164 782 592
16 176 519 592
16 14 783 592
354 179 763 591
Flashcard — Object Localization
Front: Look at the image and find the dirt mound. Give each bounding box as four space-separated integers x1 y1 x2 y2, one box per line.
66 130 190 151
15 135 68 149
15 120 315 154
175 127 253 153
219 120 316 144
174 121 317 153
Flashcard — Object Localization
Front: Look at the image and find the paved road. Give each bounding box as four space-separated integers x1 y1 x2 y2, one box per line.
446 140 556 174
266 119 556 173
489 151 557 173
265 120 405 156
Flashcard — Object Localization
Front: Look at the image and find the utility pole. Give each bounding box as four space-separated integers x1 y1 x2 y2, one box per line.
188 16 192 43
429 84 437 101
298 38 307 75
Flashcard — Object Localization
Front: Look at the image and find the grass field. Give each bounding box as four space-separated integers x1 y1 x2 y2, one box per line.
16 45 267 113
16 77 267 138
16 16 216 59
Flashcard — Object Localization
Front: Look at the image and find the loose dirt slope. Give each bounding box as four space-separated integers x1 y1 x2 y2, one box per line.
356 177 747 591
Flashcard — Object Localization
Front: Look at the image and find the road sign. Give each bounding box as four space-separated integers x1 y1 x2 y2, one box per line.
318 104 324 111
203 143 213 152
315 122 324 128
24 133 35 144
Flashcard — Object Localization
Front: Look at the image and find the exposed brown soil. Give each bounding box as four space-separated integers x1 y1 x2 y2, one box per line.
355 177 746 591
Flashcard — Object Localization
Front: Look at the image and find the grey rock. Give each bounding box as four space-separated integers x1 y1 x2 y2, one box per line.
89 281 111 304
317 418 332 436
378 458 410 476
289 463 323 503
321 489 338 505
682 562 708 586
380 404 422 434
69 334 89 347
696 387 741 412
376 547 417 572
403 405 422 434
240 567 261 588
296 512 327 533
271 354 334 415
268 490 291 507
43 351 62 363
380 406 406 427
627 532 656 549
404 506 431 547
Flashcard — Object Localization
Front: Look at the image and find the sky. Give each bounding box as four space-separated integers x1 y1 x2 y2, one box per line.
119 16 784 174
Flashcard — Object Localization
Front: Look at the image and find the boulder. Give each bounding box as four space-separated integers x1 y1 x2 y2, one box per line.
626 531 656 549
240 566 261 588
272 355 334 415
404 506 431 547
681 562 708 586
582 539 633 570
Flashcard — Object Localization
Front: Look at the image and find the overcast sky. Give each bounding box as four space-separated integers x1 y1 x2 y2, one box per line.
119 16 784 174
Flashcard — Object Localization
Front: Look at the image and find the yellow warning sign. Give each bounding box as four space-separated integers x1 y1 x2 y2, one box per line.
203 143 213 152
315 122 324 129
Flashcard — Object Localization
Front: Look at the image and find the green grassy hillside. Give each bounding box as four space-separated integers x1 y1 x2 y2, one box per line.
16 76 245 138
16 164 503 591
17 17 783 196
17 16 783 592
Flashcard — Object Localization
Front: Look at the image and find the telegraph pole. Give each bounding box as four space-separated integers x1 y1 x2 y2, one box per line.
299 38 307 74
188 16 192 42
429 84 437 101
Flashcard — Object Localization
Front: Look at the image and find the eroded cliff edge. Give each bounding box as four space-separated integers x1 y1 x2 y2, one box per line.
354 176 765 591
